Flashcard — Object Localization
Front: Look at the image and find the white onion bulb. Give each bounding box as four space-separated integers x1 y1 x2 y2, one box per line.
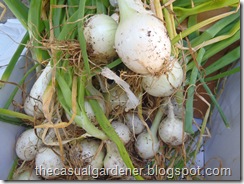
158 102 187 146
142 60 183 97
84 14 118 64
104 141 127 177
35 147 64 179
111 120 132 144
80 139 105 170
115 0 171 74
24 64 52 117
134 107 164 159
15 129 42 161
134 130 160 159
124 113 145 135
13 170 42 180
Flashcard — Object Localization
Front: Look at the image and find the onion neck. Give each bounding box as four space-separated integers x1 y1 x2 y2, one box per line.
105 140 117 154
117 0 137 22
168 100 175 120
150 106 164 139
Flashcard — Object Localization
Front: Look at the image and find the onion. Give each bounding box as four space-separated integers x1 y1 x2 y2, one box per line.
24 64 52 117
84 14 118 64
134 107 164 159
15 129 43 161
13 169 42 180
79 139 105 171
158 101 188 146
111 120 132 144
171 97 185 119
142 59 183 97
115 0 171 74
35 147 64 179
103 141 127 177
124 113 145 135
85 84 107 118
106 85 128 111
103 120 132 177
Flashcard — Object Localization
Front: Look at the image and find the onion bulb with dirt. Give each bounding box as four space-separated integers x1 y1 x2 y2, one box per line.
142 59 183 97
158 101 188 146
35 147 64 179
124 112 145 135
79 139 105 171
84 14 118 64
103 141 127 177
15 128 43 161
111 120 132 144
115 0 171 74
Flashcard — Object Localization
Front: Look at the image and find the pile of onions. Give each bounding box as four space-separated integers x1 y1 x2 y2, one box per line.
15 0 189 181
113 0 185 159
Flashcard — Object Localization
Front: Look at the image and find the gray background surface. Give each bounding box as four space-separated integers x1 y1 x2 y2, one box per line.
0 0 29 23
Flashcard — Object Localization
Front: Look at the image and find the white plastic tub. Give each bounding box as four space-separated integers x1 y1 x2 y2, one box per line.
0 19 34 180
204 62 241 180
